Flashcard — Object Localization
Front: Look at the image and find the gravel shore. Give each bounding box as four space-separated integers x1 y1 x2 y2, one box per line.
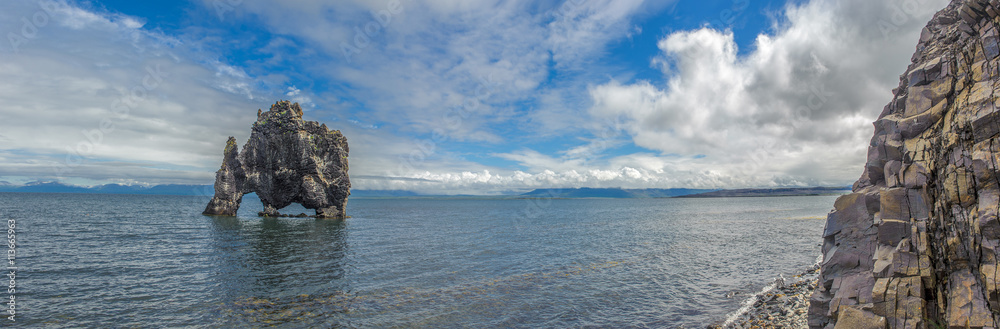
708 265 820 329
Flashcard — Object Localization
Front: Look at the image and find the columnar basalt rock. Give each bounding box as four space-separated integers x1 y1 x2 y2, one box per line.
202 101 350 219
809 1 1000 328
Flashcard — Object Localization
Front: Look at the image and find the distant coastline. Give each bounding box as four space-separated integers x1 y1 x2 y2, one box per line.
519 187 717 198
0 183 851 199
338 187 851 199
0 182 212 196
675 186 852 198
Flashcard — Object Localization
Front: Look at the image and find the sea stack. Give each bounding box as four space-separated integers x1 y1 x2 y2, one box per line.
202 101 350 219
809 1 1000 327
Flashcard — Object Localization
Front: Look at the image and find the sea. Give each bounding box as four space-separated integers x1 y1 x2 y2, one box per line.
0 192 837 328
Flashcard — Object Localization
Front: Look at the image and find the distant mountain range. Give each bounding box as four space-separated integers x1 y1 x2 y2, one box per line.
0 182 852 198
520 187 717 198
0 182 214 196
675 186 852 198
519 187 852 198
350 190 422 197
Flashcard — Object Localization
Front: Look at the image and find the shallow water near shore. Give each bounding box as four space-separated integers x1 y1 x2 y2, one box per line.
2 192 835 327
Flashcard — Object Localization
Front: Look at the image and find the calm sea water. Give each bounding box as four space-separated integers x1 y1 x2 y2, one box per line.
0 192 836 328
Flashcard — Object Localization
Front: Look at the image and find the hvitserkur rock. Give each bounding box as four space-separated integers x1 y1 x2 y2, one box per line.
203 101 350 219
810 0 1000 328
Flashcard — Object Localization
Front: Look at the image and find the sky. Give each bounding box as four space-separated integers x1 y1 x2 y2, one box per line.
0 0 948 194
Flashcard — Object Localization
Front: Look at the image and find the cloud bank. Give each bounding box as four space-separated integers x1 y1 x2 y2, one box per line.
0 0 949 194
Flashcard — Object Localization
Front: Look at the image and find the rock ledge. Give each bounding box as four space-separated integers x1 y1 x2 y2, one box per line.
810 0 1000 327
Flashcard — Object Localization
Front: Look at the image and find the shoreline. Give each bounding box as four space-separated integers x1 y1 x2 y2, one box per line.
708 260 821 329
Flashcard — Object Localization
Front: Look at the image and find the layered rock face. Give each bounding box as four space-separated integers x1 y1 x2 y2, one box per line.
810 1 1000 327
203 101 350 219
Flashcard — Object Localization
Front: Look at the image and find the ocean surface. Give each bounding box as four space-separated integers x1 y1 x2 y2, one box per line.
0 192 837 328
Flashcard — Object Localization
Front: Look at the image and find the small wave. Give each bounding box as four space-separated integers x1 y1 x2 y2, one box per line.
718 255 822 328
719 279 781 327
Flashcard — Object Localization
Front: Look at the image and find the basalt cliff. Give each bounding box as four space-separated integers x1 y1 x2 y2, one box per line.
811 0 1000 328
202 101 350 219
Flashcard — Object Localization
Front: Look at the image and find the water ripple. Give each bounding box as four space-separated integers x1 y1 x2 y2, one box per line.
0 193 834 328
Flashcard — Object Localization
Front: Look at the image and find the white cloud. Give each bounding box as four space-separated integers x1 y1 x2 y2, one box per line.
0 1 270 185
585 0 947 189
545 0 647 69
285 86 315 109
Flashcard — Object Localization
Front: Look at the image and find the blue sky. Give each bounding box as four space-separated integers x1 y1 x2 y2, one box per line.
0 0 946 194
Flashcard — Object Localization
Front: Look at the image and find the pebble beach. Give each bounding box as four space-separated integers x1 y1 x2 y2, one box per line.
709 265 820 329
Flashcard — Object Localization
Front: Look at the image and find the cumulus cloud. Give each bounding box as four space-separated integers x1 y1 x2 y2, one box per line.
586 0 947 189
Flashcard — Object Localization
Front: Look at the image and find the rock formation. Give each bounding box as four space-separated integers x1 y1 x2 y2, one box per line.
810 1 1000 327
202 101 350 219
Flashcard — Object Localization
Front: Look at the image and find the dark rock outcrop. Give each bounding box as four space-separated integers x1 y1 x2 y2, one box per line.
203 101 350 219
810 1 1000 328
